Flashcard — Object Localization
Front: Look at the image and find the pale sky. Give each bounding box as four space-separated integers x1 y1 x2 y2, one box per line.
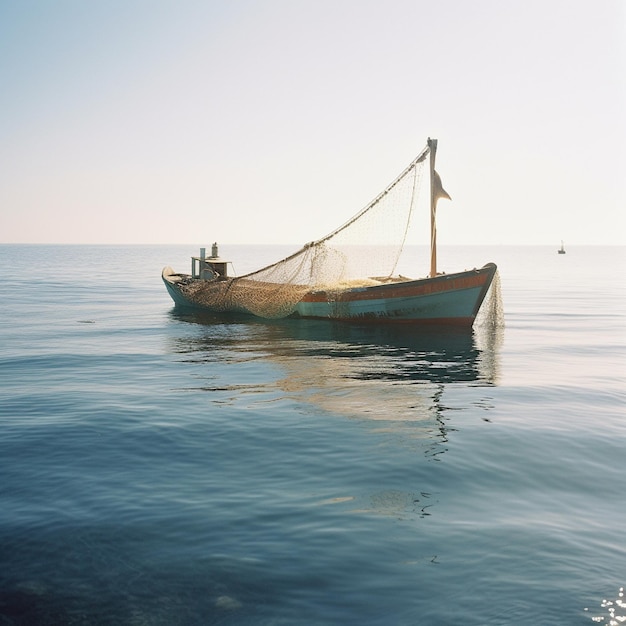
1 0 624 245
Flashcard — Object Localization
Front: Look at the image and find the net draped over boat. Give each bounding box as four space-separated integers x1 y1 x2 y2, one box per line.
178 146 430 319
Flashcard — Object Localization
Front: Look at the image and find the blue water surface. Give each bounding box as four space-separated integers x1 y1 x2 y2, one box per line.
0 244 624 625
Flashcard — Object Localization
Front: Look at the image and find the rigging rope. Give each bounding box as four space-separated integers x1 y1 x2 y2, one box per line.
179 144 432 318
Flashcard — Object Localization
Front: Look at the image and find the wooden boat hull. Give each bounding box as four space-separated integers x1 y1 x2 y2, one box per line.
162 263 497 327
294 264 496 325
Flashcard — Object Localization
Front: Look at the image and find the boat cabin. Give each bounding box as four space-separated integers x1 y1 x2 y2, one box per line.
191 244 231 280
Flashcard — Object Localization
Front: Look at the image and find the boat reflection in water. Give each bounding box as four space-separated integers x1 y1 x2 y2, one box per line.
168 311 502 521
167 309 502 429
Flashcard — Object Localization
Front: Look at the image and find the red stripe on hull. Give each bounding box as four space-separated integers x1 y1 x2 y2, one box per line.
301 269 490 304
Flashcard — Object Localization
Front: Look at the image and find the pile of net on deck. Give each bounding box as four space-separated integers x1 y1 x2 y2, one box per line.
179 146 430 318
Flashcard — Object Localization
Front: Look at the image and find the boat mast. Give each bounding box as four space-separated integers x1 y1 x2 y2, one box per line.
428 137 438 278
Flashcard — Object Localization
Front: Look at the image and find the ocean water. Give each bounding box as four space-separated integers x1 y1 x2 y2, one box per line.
0 243 624 625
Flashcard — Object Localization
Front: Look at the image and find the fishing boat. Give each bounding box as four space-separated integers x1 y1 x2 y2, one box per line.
558 240 566 254
162 138 498 327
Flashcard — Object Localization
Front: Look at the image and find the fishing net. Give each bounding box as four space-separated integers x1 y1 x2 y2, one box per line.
178 145 430 318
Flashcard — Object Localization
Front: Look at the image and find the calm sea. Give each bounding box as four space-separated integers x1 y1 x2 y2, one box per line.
0 244 624 625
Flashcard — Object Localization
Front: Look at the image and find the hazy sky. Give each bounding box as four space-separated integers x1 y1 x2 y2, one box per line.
1 0 624 245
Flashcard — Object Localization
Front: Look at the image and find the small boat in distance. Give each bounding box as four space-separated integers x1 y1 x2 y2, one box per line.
162 138 498 327
558 241 566 254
